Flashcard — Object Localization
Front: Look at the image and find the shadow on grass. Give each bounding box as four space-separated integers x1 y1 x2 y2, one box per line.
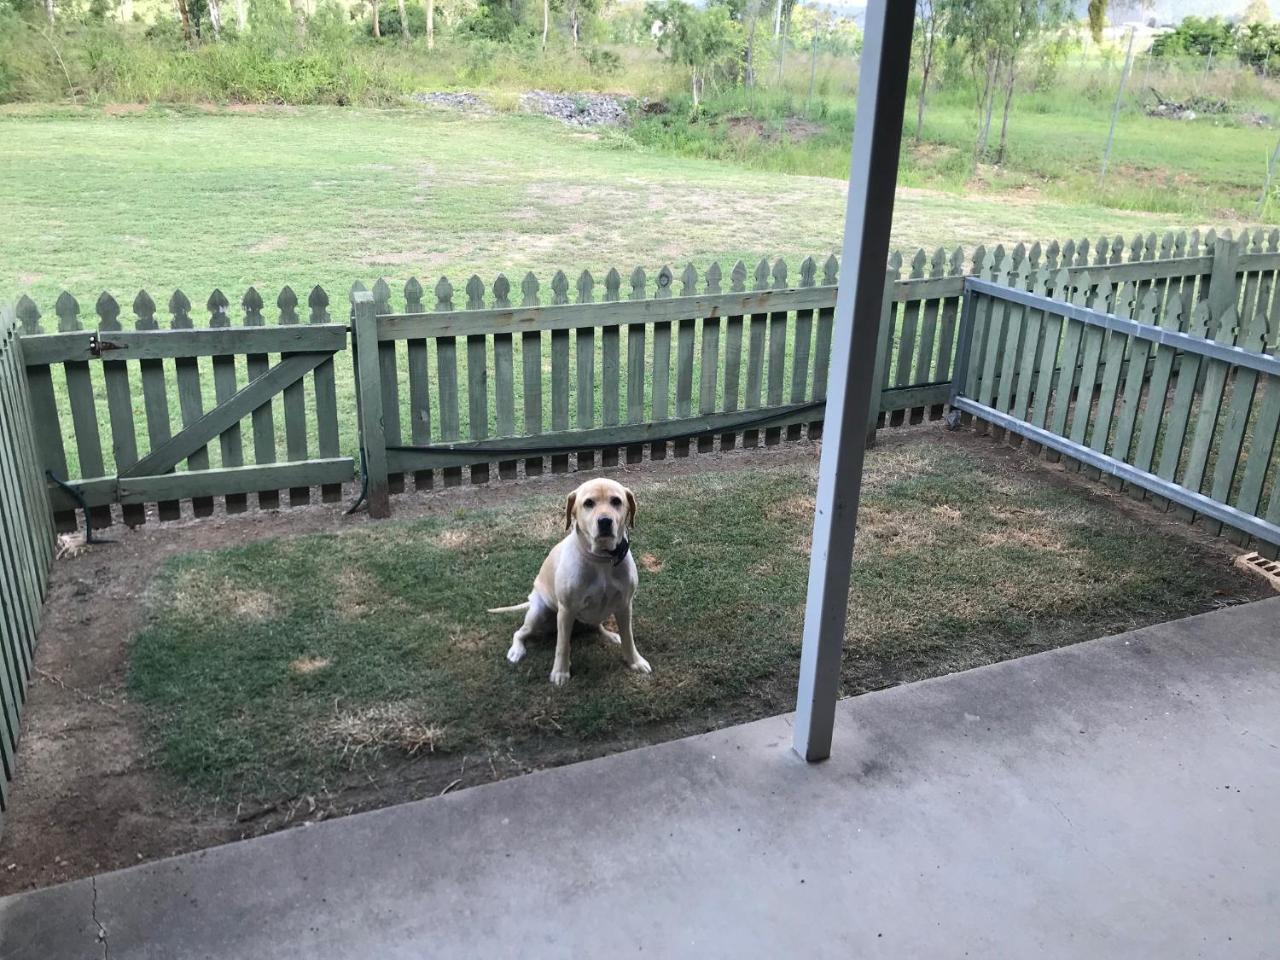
129 438 1259 803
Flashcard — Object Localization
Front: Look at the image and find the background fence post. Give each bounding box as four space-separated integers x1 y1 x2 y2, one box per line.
1206 234 1241 343
352 290 390 519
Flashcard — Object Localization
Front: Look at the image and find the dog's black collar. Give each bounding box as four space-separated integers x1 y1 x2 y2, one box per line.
610 537 631 566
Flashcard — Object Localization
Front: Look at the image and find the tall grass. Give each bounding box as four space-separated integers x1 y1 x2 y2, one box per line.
0 7 678 106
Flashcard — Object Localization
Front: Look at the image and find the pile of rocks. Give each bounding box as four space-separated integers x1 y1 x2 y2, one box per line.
410 92 492 112
519 90 637 126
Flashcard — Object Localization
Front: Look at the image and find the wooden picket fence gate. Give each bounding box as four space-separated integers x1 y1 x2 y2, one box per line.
950 234 1280 556
11 227 1279 528
0 304 55 822
15 287 356 530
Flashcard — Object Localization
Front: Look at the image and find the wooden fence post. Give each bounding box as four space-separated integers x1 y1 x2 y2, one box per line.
1206 234 1241 343
352 290 390 519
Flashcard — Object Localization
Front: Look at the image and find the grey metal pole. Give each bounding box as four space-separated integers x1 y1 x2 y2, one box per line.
792 0 915 763
1099 27 1136 187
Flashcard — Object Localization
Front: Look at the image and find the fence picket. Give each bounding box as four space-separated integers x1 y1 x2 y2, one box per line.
207 290 246 515
601 268 622 468
722 261 747 450
403 277 434 491
277 286 311 506
674 264 697 457
492 275 517 480
97 292 145 527
372 279 404 494
550 271 571 473
466 275 490 484
650 265 674 459
1089 282 1136 470
699 262 723 452
1208 291 1271 535
765 259 789 445
744 259 769 448
788 257 815 441
1156 299 1213 495
309 286 343 503
576 270 597 468
241 287 279 511
626 267 646 464
56 293 112 527
521 272 544 477
434 278 462 486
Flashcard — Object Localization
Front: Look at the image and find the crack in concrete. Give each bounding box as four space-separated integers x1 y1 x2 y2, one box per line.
90 876 108 960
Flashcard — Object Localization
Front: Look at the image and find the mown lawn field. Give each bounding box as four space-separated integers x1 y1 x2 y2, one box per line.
0 102 1252 311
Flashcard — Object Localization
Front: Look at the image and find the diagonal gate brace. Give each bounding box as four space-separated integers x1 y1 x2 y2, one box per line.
122 351 335 480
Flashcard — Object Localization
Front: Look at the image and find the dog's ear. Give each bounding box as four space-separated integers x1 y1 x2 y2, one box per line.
564 490 577 531
625 488 638 529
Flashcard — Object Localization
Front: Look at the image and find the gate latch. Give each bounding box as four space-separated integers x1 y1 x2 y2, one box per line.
88 334 122 358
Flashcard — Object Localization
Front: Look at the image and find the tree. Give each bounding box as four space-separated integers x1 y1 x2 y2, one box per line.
565 0 601 44
647 0 744 108
944 0 1068 163
1244 0 1271 25
1087 0 1105 44
397 0 411 36
426 0 434 48
914 0 944 141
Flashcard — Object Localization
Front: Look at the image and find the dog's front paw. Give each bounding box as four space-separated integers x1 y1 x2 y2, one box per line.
627 654 652 675
550 668 572 686
601 628 621 645
506 641 526 664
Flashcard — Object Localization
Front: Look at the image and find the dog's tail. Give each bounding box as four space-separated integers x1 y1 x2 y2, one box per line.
487 601 531 614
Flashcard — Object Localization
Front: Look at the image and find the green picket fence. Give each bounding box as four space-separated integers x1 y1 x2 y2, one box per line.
952 235 1280 557
0 304 55 822
12 227 1279 528
16 288 355 530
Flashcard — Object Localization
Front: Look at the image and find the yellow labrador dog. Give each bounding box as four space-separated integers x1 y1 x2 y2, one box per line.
489 478 650 686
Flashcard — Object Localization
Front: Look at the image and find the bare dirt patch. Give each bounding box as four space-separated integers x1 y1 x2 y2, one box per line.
639 552 664 573
248 235 289 254
725 115 825 143
290 656 333 675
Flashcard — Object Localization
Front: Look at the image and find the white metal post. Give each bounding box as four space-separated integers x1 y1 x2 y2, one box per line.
792 0 915 762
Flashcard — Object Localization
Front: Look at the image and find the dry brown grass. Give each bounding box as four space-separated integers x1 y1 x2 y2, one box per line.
170 574 273 622
333 568 407 621
324 702 444 759
289 656 332 675
639 552 664 573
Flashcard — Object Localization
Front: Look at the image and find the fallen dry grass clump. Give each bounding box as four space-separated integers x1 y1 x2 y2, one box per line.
324 702 445 760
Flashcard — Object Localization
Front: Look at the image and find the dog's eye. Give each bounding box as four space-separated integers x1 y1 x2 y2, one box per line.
610 496 622 507
582 498 594 509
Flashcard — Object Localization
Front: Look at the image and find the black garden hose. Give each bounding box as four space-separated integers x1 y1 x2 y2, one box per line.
46 471 115 545
345 447 370 516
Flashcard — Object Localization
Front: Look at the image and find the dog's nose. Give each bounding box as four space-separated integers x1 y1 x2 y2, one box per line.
597 516 614 534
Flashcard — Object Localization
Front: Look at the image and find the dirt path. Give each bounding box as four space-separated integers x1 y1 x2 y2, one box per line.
0 428 1268 895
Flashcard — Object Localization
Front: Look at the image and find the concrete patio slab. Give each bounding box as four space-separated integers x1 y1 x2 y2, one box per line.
3 596 1278 960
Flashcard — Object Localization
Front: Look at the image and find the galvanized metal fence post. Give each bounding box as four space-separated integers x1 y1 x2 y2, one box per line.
352 290 391 519
792 0 915 762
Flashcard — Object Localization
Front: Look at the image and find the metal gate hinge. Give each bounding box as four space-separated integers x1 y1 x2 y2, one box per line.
88 334 122 358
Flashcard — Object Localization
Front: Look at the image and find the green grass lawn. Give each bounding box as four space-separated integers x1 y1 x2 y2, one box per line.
0 103 1247 312
6 103 1244 482
128 436 1261 806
